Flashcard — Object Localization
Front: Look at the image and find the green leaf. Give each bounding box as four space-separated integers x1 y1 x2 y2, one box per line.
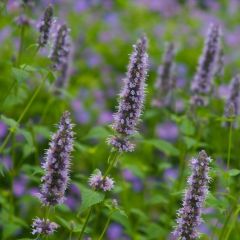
12 67 30 84
183 136 197 149
179 117 195 136
144 139 179 156
1 115 18 130
84 126 110 140
229 169 240 177
77 184 104 214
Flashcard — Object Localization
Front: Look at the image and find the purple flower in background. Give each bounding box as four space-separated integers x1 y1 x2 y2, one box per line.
154 42 176 107
38 111 74 206
1 156 13 170
122 169 143 192
88 170 114 192
191 23 221 106
218 84 229 99
156 122 179 142
32 218 58 235
38 5 54 47
107 223 123 240
50 24 71 71
163 167 178 183
0 27 11 44
65 184 82 211
13 174 28 197
108 36 148 152
223 74 240 127
0 121 7 138
98 111 113 124
172 150 211 240
71 99 90 124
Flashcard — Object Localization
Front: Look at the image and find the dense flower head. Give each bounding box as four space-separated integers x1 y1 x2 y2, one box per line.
112 35 148 136
223 74 240 127
191 23 221 106
88 170 114 191
38 5 53 47
107 135 135 152
38 111 74 206
50 24 71 71
155 42 176 95
32 218 58 235
172 150 211 240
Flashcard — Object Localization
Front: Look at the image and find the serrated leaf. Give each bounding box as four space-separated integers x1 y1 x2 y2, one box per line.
144 139 179 156
77 184 104 214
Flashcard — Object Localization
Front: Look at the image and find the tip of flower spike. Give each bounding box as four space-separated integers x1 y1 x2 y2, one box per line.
136 35 148 52
198 149 208 159
46 4 54 14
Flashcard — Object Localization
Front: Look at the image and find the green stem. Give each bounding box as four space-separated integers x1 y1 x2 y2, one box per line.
0 73 49 154
78 206 93 240
98 211 115 240
103 151 119 178
17 25 25 67
219 206 235 240
1 80 17 105
227 120 233 170
40 97 55 123
224 207 240 240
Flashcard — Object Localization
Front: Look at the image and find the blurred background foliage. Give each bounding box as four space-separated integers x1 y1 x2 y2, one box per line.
1 0 240 239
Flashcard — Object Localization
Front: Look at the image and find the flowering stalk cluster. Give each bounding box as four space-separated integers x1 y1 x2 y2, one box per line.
50 24 72 91
108 36 148 152
32 111 74 236
88 170 114 192
153 42 176 107
38 5 53 47
223 74 240 127
32 218 58 236
39 111 74 206
191 23 221 106
172 150 211 240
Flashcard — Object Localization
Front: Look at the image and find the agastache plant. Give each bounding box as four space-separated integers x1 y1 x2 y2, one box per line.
191 23 221 106
172 150 211 240
223 74 240 128
153 42 176 107
38 111 74 206
50 23 72 91
38 5 53 48
50 24 71 71
32 218 58 236
108 36 148 152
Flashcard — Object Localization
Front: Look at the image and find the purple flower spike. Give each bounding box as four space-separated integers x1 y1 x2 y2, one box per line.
108 36 148 152
39 111 74 206
191 23 221 106
154 42 176 106
32 218 58 235
88 170 114 192
38 5 53 47
172 150 211 240
50 24 71 71
112 36 148 136
223 74 240 127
